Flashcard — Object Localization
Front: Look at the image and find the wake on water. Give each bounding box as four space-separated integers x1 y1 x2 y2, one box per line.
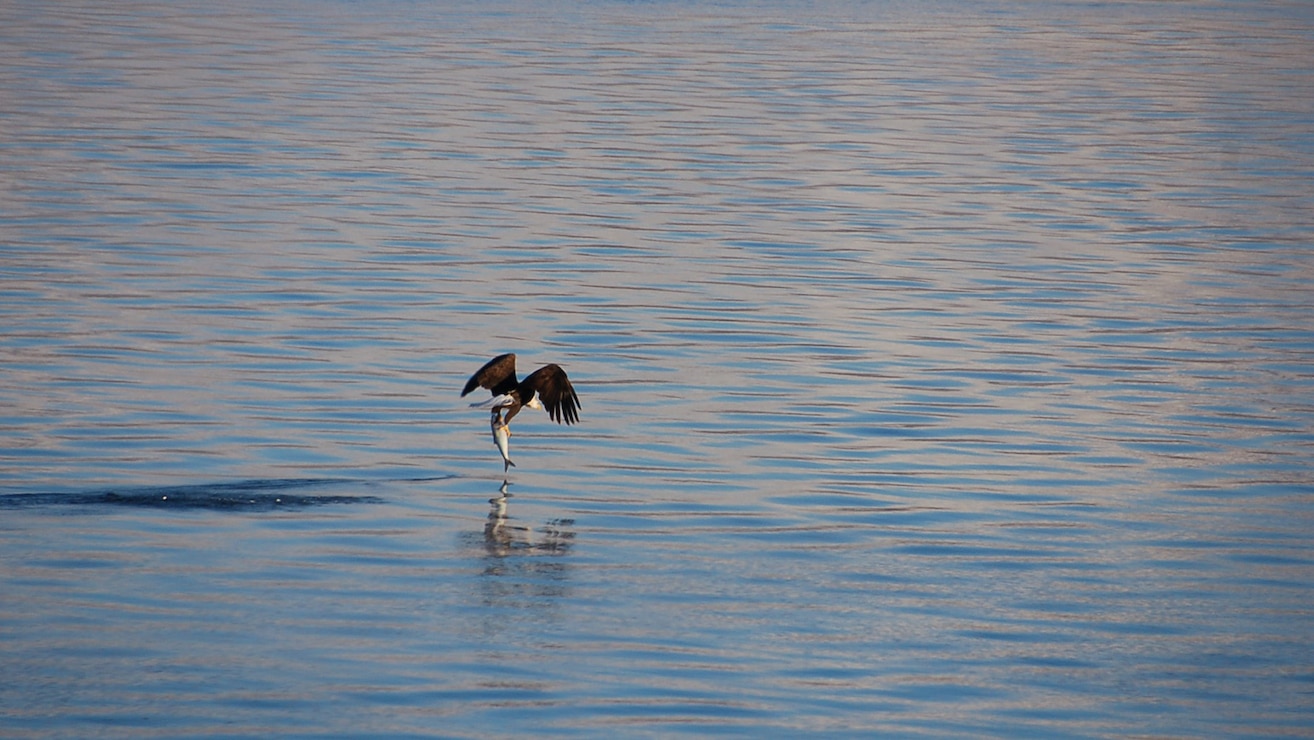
0 478 392 511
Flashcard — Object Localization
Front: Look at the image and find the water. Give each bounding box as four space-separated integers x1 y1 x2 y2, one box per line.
3 0 1313 736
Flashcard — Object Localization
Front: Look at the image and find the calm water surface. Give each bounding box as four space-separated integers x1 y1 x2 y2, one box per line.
2 0 1313 736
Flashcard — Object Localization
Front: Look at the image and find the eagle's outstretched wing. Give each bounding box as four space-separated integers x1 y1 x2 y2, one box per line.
522 364 580 425
461 353 519 397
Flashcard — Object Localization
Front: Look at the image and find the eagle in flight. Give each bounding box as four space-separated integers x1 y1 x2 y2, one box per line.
461 353 580 470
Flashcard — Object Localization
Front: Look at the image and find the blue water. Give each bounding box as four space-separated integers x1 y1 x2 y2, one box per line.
2 0 1313 736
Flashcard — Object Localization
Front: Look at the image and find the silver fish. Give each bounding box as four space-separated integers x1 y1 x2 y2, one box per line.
491 416 515 471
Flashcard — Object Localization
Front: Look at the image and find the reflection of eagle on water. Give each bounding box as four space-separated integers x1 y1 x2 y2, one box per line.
461 353 580 470
483 482 576 557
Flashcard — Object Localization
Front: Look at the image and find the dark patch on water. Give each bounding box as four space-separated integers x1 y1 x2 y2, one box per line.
0 478 385 511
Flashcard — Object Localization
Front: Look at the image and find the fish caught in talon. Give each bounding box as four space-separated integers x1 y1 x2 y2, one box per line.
492 416 515 471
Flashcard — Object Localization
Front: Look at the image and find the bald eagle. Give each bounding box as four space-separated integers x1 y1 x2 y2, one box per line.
461 353 580 469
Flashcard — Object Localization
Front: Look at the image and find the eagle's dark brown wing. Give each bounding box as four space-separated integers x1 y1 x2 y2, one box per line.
521 363 580 425
461 353 519 397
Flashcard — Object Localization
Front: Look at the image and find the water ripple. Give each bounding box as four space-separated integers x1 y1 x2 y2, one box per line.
2 0 1312 737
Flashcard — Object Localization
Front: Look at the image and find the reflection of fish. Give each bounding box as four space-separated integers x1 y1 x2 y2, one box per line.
491 416 515 471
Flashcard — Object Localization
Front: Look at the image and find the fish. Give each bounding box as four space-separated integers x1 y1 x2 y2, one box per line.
491 415 515 472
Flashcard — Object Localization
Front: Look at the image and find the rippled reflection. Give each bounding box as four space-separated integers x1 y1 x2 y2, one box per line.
481 481 576 560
